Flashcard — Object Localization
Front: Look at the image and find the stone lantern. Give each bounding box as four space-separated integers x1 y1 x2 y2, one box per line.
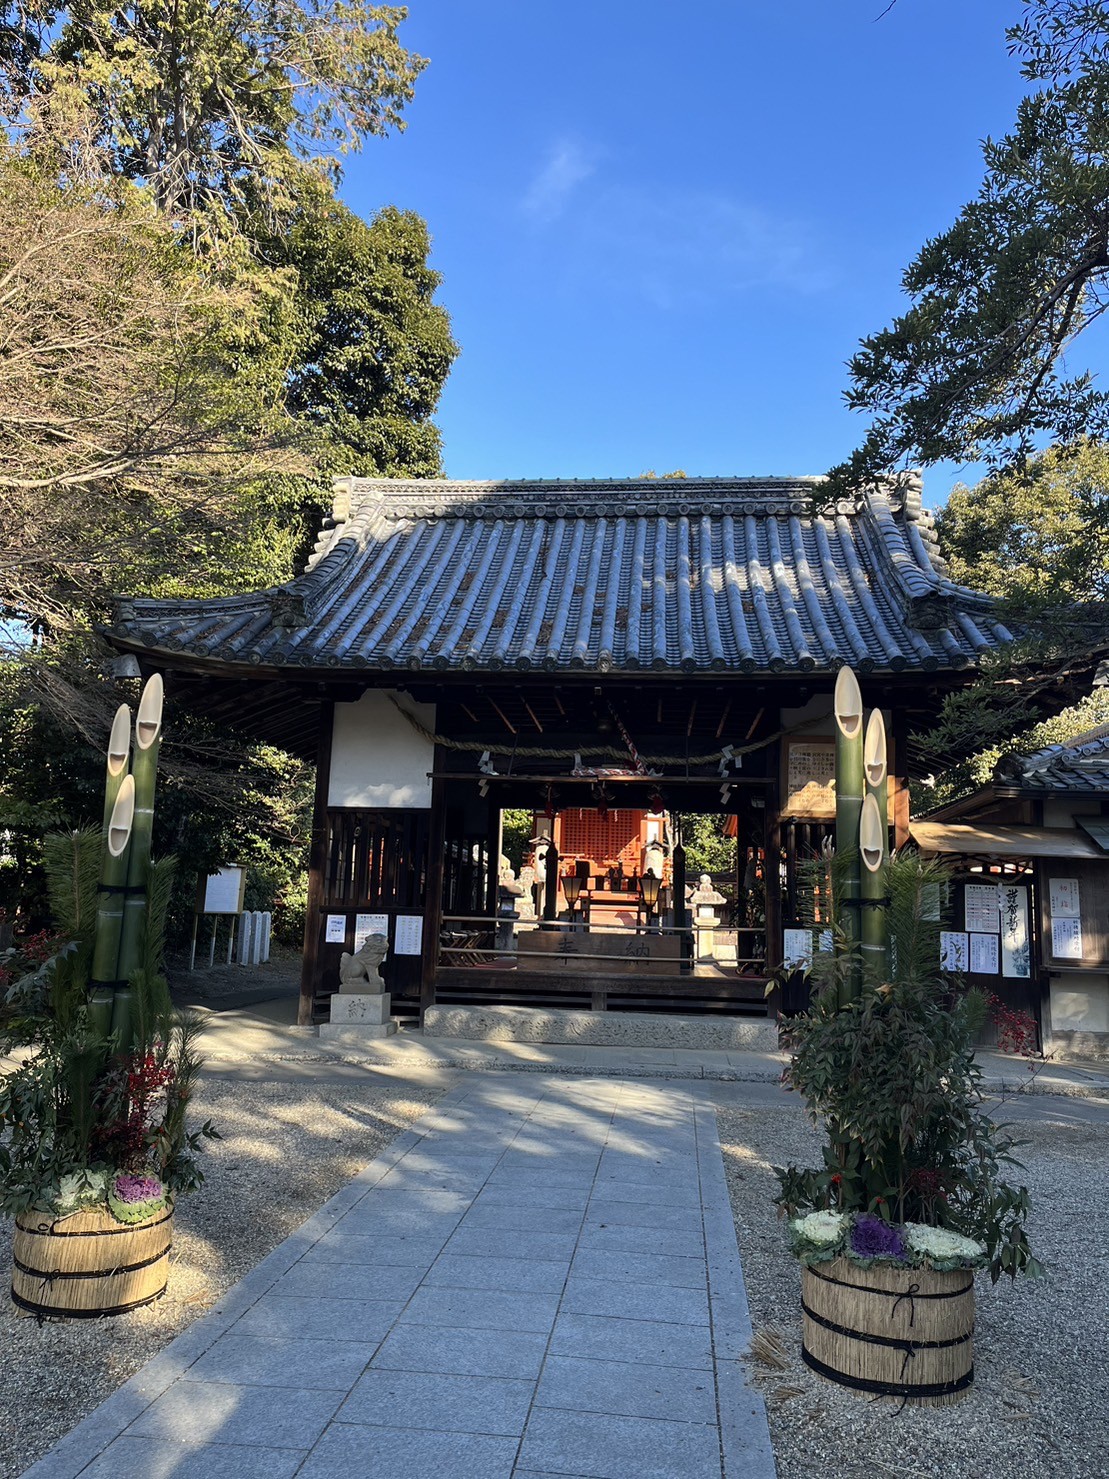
688 874 727 962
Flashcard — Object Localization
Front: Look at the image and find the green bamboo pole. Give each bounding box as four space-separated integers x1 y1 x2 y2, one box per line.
90 774 135 994
117 674 164 982
861 709 891 984
834 666 864 1006
859 793 889 983
89 705 134 1029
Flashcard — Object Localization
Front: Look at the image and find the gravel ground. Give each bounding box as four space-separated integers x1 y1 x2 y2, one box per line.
718 1095 1109 1479
0 1069 442 1479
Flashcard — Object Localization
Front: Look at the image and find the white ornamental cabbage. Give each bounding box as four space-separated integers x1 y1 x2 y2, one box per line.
792 1210 847 1245
54 1170 110 1215
904 1223 985 1261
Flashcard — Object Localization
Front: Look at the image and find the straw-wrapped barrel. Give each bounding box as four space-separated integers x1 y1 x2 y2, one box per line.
801 1256 975 1405
11 1204 173 1318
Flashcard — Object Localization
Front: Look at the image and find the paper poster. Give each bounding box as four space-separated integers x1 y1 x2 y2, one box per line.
999 884 1031 979
969 933 999 975
783 928 813 971
940 931 969 972
921 885 942 922
964 885 999 933
393 915 424 956
355 913 389 951
1051 916 1083 961
1048 878 1081 918
324 914 347 944
201 866 246 916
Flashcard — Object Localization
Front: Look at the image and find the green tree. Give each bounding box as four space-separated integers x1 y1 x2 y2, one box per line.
830 1 1109 492
27 1 425 234
680 814 735 879
271 193 459 477
938 441 1109 606
0 153 299 647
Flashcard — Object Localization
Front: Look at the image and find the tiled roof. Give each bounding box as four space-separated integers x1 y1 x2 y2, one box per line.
105 477 1013 676
1014 725 1109 793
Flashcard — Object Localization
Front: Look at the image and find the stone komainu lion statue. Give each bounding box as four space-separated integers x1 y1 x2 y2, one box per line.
338 933 388 991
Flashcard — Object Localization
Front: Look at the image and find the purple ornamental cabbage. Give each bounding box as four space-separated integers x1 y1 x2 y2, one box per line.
107 1173 168 1224
114 1175 164 1203
850 1213 907 1261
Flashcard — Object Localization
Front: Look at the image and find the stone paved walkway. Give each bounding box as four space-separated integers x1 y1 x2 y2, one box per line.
24 1078 775 1479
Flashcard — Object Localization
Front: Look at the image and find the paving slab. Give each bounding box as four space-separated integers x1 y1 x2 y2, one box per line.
20 1076 775 1479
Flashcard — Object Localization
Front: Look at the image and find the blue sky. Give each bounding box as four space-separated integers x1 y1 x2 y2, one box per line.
342 1 1025 507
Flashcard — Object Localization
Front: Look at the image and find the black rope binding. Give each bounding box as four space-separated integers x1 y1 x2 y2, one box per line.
807 1264 974 1301
802 1345 974 1402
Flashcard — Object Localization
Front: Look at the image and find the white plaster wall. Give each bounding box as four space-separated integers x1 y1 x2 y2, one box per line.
1043 800 1081 828
328 690 435 809
780 695 834 734
1049 974 1109 1033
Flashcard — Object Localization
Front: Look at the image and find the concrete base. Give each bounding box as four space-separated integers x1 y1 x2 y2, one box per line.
329 991 392 1026
319 1021 398 1043
1045 1029 1109 1061
422 1004 778 1052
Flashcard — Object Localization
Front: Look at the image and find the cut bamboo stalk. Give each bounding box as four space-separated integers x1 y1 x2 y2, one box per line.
859 793 889 981
834 667 864 1006
101 705 131 835
90 775 134 990
117 675 164 981
861 710 890 981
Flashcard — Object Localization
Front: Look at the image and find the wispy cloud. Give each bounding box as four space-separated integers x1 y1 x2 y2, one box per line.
520 143 828 306
583 185 828 307
522 138 597 222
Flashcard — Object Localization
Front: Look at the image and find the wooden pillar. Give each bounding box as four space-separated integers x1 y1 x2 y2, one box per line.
298 699 335 1026
672 835 689 969
420 760 448 1018
890 711 911 850
763 753 783 1018
542 837 560 923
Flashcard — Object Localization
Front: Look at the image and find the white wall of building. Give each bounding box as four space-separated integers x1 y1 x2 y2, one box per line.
328 690 436 809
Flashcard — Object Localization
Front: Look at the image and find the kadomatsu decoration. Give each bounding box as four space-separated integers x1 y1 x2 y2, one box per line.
776 667 1042 1406
0 675 217 1318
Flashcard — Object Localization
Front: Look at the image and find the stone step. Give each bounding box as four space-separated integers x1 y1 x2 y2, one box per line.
423 1003 778 1052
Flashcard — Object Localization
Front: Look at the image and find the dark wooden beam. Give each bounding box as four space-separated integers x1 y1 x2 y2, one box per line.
486 695 518 735
715 698 732 740
299 702 334 1026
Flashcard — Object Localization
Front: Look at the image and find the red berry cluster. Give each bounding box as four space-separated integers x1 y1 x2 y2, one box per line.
987 994 1039 1057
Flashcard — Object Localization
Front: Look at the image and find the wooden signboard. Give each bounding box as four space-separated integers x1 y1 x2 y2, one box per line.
515 929 680 976
1038 860 1109 970
197 866 247 916
781 740 836 819
780 735 899 822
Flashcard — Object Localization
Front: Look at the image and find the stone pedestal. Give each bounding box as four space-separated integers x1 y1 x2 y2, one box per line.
321 989 397 1039
694 912 721 962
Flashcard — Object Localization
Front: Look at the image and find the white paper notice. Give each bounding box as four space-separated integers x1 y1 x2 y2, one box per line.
354 912 389 951
324 914 347 944
969 932 999 975
393 915 424 956
998 884 1031 979
783 929 813 970
1048 878 1081 918
1051 916 1083 961
964 885 999 933
940 931 969 972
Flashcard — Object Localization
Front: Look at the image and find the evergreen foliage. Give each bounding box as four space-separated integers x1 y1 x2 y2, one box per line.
829 2 1109 490
777 852 1042 1284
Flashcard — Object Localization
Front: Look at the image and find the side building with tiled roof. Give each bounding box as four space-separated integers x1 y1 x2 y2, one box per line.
103 474 1023 1029
915 723 1109 1058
